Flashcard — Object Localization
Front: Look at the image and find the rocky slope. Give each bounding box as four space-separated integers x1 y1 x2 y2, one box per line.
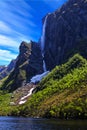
0 59 16 80
43 0 87 70
27 41 43 80
0 66 6 73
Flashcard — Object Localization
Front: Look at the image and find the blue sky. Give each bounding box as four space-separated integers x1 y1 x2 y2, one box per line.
0 0 67 65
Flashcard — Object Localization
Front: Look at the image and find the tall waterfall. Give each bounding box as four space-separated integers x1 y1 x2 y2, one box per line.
30 14 50 84
41 15 48 72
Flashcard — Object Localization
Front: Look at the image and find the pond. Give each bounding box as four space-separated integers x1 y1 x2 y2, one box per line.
0 116 87 130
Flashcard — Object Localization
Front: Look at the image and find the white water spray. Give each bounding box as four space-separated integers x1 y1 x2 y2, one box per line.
30 71 49 83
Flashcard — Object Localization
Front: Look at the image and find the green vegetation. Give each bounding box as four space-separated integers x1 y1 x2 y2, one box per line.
10 54 87 119
0 91 12 116
1 63 27 92
0 54 87 119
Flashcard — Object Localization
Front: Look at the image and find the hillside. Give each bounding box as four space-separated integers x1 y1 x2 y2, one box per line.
8 54 87 119
0 54 87 119
0 0 87 119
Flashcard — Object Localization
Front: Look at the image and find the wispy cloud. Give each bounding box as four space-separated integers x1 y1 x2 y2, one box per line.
0 0 67 65
0 21 12 33
0 35 19 49
0 49 17 62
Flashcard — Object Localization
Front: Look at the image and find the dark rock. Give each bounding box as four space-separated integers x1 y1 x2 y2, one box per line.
0 66 6 73
27 41 43 81
2 41 43 91
42 0 87 70
2 41 32 91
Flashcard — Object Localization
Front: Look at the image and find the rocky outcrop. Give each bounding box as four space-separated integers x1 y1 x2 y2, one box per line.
42 0 87 70
27 41 43 80
0 59 16 80
2 41 43 91
1 41 31 91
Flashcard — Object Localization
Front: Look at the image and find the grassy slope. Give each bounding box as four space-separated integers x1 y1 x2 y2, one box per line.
11 54 87 119
0 54 87 119
0 91 12 116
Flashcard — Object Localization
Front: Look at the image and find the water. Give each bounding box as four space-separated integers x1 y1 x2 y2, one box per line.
0 117 87 130
41 15 48 53
41 15 48 72
30 71 49 83
43 60 47 72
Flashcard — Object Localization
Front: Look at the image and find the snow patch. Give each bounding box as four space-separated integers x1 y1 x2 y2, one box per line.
30 71 49 83
19 87 35 105
19 100 27 105
21 88 34 100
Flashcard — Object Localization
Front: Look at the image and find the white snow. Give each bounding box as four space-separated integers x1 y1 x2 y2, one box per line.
21 88 34 100
30 71 49 83
19 88 35 105
19 100 27 105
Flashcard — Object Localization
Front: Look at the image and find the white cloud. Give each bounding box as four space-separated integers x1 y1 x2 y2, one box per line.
0 21 12 33
0 49 17 62
0 0 36 29
0 35 19 49
0 21 31 43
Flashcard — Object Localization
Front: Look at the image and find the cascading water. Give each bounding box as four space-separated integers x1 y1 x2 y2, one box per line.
43 60 46 72
41 15 48 72
30 14 50 84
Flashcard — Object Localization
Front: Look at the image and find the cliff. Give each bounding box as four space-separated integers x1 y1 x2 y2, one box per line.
1 41 43 91
42 0 87 70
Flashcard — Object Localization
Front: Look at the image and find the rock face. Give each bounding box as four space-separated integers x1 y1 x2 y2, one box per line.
27 41 43 80
42 0 87 70
0 59 16 80
0 66 6 73
2 41 43 91
1 41 31 91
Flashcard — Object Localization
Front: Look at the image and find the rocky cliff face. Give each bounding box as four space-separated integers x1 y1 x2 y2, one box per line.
42 0 87 70
2 41 43 91
27 41 43 80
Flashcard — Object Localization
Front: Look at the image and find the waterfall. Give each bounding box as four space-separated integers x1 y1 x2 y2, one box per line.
29 14 50 84
43 60 47 72
41 15 48 72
